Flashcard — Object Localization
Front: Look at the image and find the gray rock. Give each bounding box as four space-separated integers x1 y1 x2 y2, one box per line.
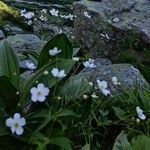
0 30 5 40
4 25 23 35
73 0 150 60
77 59 149 94
4 34 46 52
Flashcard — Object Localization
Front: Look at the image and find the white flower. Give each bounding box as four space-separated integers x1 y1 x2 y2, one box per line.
97 80 107 89
83 58 96 69
136 106 146 120
6 113 26 135
83 94 89 99
84 11 91 19
112 76 121 85
60 14 73 20
51 68 66 78
72 57 79 61
27 20 32 25
39 15 47 21
88 82 93 87
91 92 98 98
101 88 111 96
41 9 47 14
30 83 50 102
97 79 110 96
25 61 36 70
49 47 61 56
21 11 35 19
20 9 26 14
50 9 59 17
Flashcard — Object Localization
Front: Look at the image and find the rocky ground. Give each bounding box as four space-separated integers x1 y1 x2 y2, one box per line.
0 0 149 92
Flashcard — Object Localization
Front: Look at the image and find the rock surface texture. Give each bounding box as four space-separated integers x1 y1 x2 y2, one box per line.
77 59 149 94
1 34 46 52
73 0 150 59
0 30 5 40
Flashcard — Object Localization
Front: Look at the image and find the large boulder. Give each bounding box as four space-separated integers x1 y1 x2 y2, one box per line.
0 30 5 40
73 0 150 60
3 34 46 52
76 58 149 95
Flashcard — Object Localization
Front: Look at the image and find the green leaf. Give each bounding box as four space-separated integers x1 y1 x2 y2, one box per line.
113 131 130 150
0 40 19 88
63 77 90 100
20 58 75 107
0 76 19 113
55 109 78 118
81 144 90 150
126 135 150 150
112 106 126 120
38 33 73 68
49 137 72 150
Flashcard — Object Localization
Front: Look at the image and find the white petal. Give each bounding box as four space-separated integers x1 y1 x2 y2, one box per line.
6 118 13 127
14 113 21 119
101 88 110 96
59 70 66 78
31 94 38 102
38 96 46 102
30 87 37 94
10 126 16 134
19 118 26 126
37 83 45 91
16 127 24 135
42 87 50 96
139 114 146 120
51 68 59 77
101 81 108 89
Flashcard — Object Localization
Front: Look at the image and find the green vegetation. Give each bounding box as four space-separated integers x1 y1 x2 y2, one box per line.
0 33 149 149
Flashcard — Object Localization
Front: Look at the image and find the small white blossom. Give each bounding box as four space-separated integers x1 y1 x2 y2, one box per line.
50 9 59 17
6 113 26 135
83 94 89 99
41 9 47 14
39 15 47 21
27 20 32 25
84 11 91 19
72 57 79 61
136 106 146 120
91 92 98 98
83 58 96 69
51 68 66 78
30 83 50 102
21 11 35 19
20 9 26 14
26 61 36 70
88 82 93 87
97 79 110 96
44 70 49 75
112 76 121 85
49 47 61 56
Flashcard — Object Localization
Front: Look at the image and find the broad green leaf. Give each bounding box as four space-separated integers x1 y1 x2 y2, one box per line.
126 135 150 150
62 77 90 100
55 109 78 118
81 144 90 150
20 58 75 107
112 106 126 120
49 137 72 150
0 76 19 113
113 131 130 150
38 33 73 68
0 40 19 88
